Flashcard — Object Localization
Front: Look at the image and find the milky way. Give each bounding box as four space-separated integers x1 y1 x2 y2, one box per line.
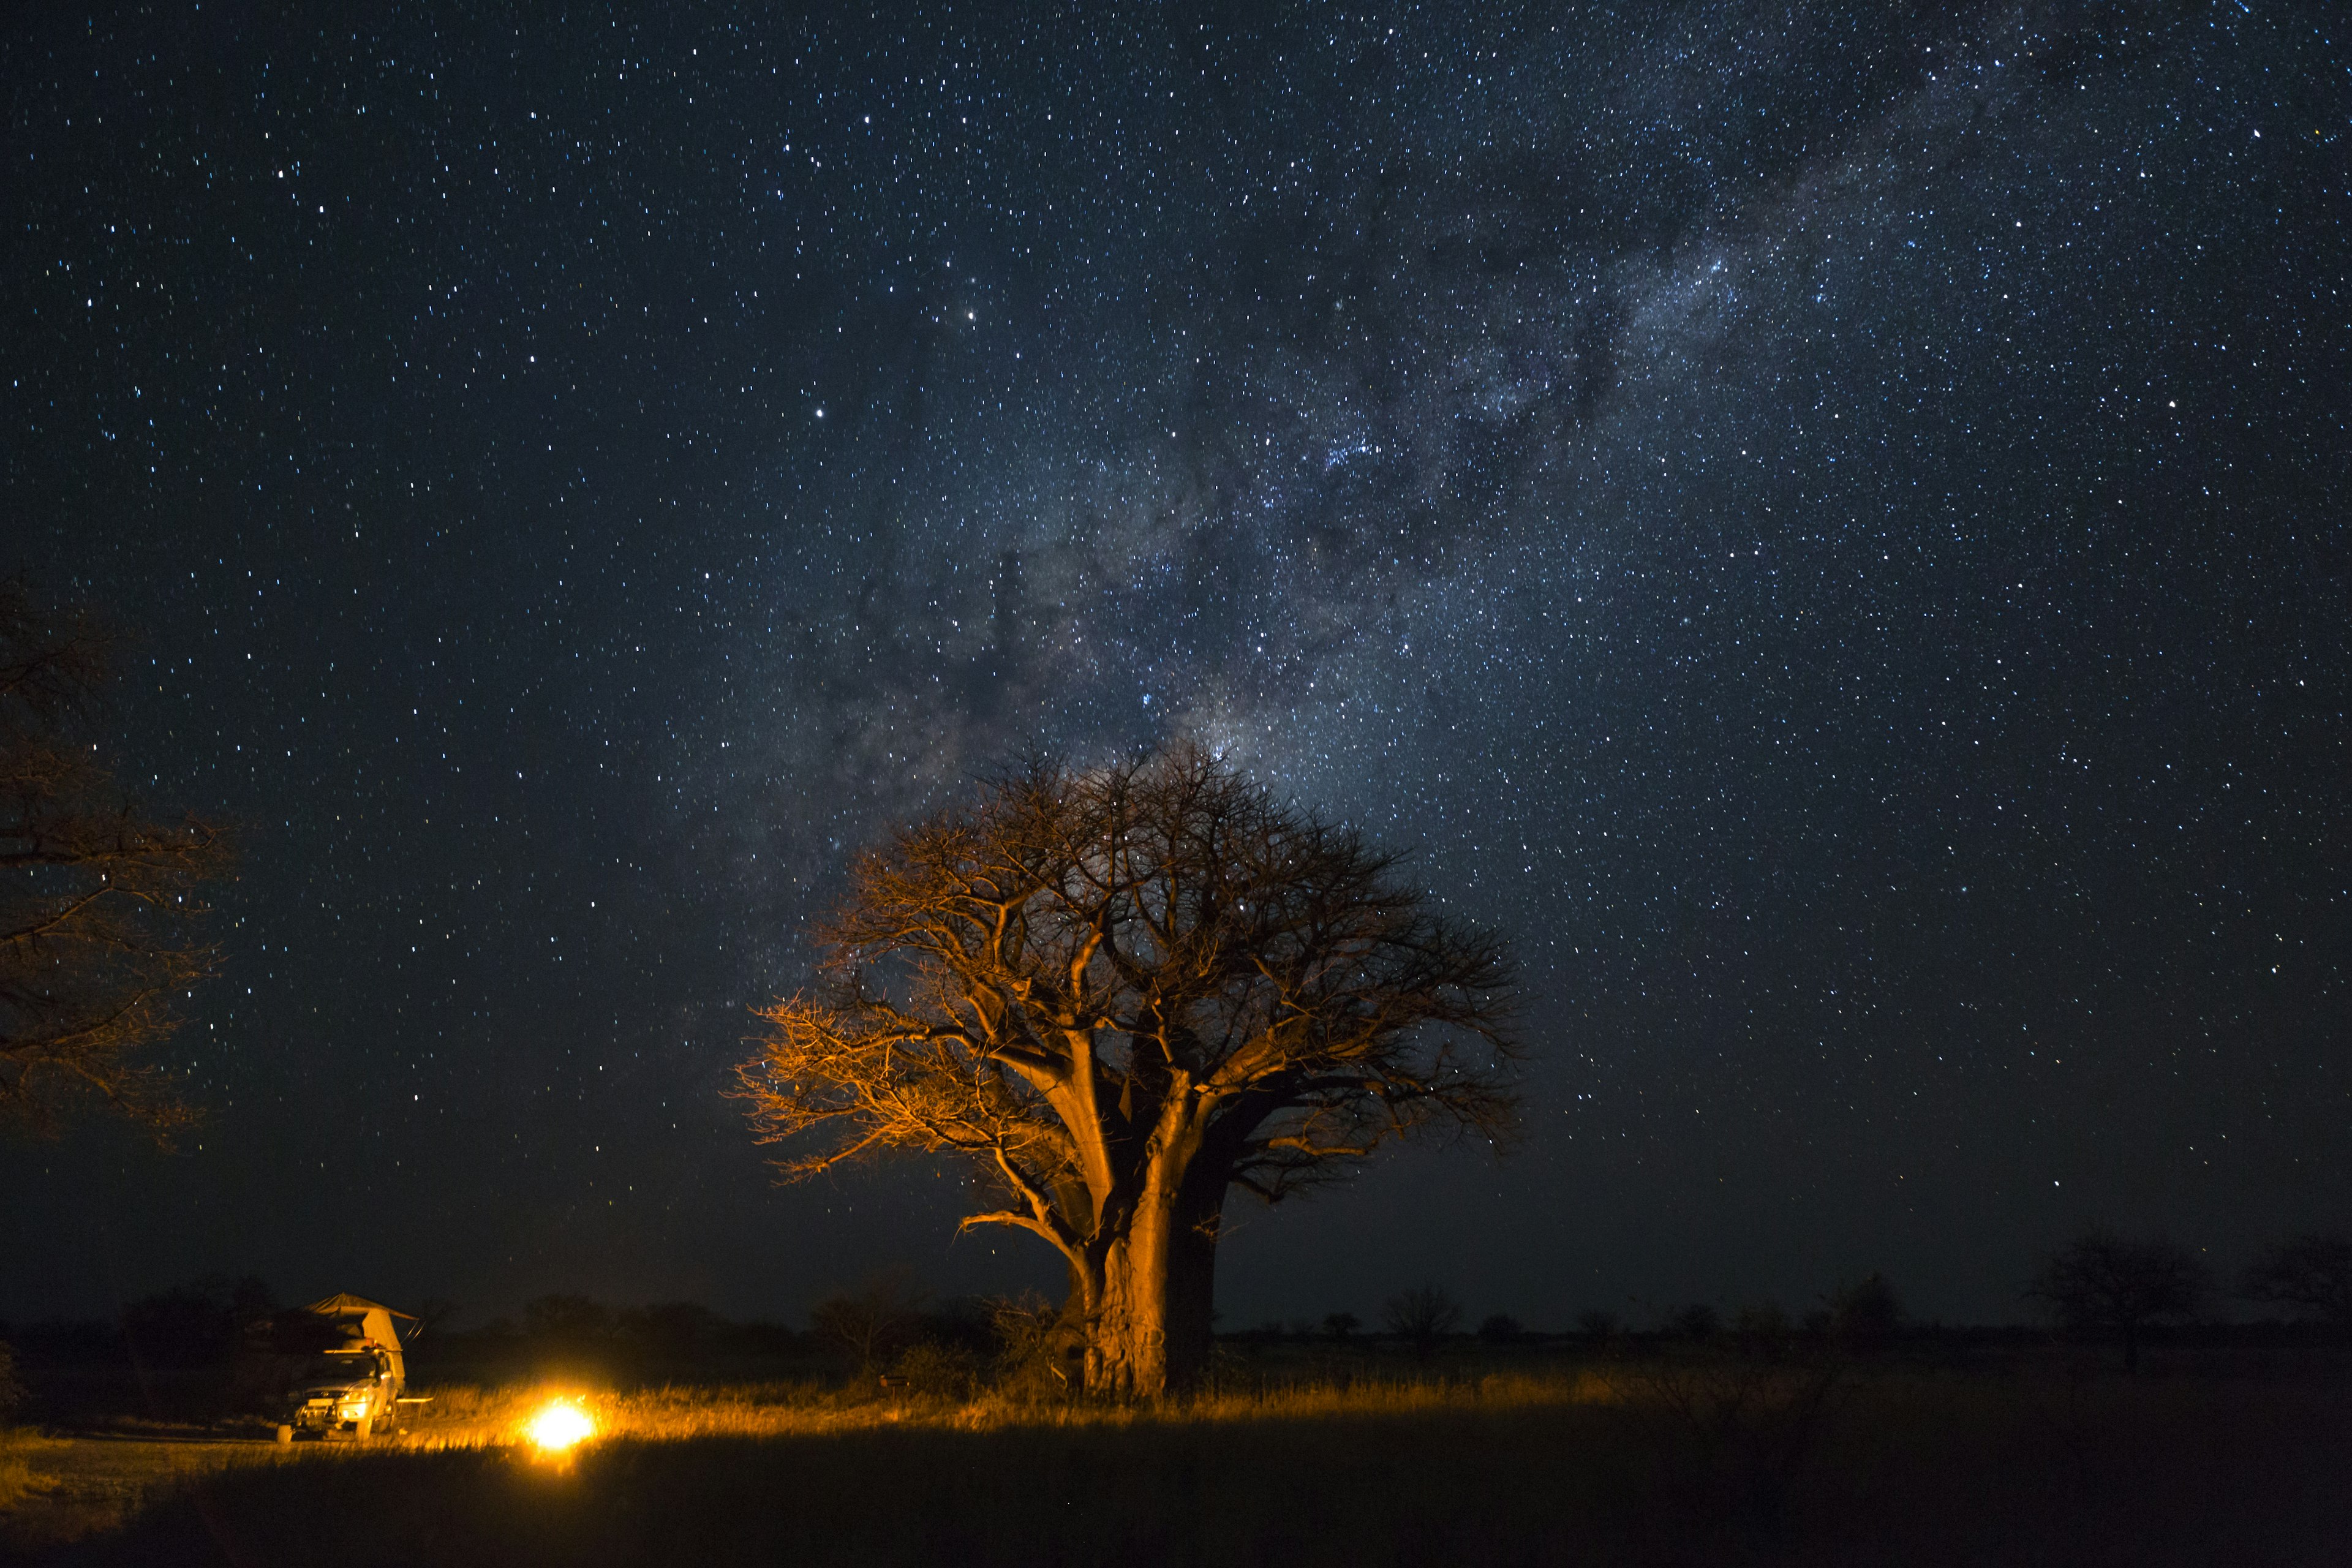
5 2 2344 1326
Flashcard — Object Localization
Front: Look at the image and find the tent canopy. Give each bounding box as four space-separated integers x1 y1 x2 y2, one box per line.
305 1294 417 1321
301 1294 413 1380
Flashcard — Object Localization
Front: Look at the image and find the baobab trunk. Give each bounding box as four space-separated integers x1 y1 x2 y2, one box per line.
1077 1144 1226 1397
1080 1221 1222 1396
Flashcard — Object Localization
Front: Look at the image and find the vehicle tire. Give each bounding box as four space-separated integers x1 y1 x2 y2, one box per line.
275 1424 293 1446
355 1413 374 1442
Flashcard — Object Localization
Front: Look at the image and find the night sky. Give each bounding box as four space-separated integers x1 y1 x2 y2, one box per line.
4 1 2345 1332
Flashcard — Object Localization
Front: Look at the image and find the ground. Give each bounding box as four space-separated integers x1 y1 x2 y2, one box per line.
6 1349 2349 1566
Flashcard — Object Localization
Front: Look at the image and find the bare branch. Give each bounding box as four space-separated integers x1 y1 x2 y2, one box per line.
1 581 231 1139
731 742 1525 1394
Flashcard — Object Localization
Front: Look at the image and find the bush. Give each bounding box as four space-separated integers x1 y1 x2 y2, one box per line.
986 1295 1075 1406
1829 1274 1902 1353
1730 1303 1794 1360
120 1276 273 1370
1476 1314 1526 1346
0 1340 23 1422
891 1342 978 1401
1671 1303 1721 1342
809 1274 925 1374
521 1295 616 1342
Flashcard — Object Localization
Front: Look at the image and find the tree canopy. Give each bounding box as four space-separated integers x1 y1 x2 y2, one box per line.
1 579 228 1136
2239 1233 2352 1329
2026 1228 2211 1371
736 744 1519 1394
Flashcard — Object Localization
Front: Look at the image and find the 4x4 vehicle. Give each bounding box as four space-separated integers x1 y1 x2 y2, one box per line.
233 1294 418 1441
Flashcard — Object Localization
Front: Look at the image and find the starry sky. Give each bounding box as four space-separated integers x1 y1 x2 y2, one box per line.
4 1 2345 1330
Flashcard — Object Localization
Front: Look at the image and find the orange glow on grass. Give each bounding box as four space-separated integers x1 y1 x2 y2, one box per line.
524 1398 596 1454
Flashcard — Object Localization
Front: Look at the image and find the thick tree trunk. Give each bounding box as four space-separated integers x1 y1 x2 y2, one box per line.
1075 1135 1227 1398
1163 1158 1226 1391
1085 1226 1171 1398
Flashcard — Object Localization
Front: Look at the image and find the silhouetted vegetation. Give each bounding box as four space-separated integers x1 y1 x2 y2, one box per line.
1381 1286 1462 1359
0 1341 22 1423
2027 1229 2212 1371
1477 1313 1526 1346
1671 1302 1722 1341
807 1273 926 1376
120 1278 275 1371
1827 1272 1902 1352
2240 1232 2352 1329
1 579 232 1137
15 1245 2352 1561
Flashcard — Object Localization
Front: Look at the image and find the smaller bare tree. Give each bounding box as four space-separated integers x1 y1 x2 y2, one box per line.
809 1272 926 1376
1382 1285 1461 1360
2239 1233 2352 1330
2026 1229 2211 1371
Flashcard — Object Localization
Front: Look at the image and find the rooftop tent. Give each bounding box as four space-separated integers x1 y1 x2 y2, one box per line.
303 1294 418 1382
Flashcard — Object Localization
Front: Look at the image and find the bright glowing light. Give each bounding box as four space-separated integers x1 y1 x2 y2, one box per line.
525 1399 595 1453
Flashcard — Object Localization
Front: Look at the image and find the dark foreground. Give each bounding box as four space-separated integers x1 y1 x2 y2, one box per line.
15 1365 2352 1567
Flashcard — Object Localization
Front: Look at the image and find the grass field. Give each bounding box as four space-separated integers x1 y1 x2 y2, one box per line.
7 1353 2350 1566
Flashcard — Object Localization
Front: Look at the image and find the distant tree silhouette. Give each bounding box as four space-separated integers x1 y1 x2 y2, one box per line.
2239 1233 2352 1329
2027 1229 2211 1371
1828 1273 1902 1352
0 1338 22 1421
121 1275 273 1368
809 1273 925 1374
1382 1286 1462 1359
2 579 230 1136
1729 1302 1794 1360
617 1302 726 1355
1477 1313 1526 1346
736 745 1518 1396
521 1294 614 1341
1319 1311 1360 1343
1575 1307 1622 1342
1672 1303 1722 1341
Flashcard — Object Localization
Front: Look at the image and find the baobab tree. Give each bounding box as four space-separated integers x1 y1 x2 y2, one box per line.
736 745 1519 1396
2 581 227 1136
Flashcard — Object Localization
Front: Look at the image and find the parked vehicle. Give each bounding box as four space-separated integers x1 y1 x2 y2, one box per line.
232 1294 418 1441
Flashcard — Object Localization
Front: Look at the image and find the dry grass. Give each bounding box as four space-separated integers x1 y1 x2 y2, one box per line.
0 1429 65 1512
392 1368 1618 1449
16 1360 2352 1566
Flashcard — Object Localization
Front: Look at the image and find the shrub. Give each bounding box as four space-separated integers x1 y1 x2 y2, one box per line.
986 1294 1074 1405
1671 1303 1721 1342
521 1295 616 1342
0 1340 23 1422
1829 1274 1902 1352
1477 1314 1526 1346
892 1342 978 1401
